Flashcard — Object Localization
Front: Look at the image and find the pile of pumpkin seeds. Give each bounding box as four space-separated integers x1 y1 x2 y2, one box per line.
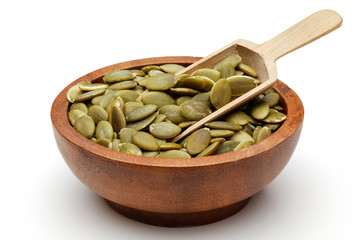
67 55 286 158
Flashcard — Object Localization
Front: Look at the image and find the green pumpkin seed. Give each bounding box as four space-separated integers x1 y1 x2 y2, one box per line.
118 143 142 156
262 109 287 123
131 69 145 77
132 131 159 151
186 128 211 155
176 96 192 106
230 130 255 143
210 78 232 109
170 87 200 96
214 54 242 71
88 105 108 124
91 95 103 105
220 61 236 78
127 104 158 122
160 64 185 73
103 70 137 83
250 101 270 120
127 112 157 130
141 91 176 108
110 105 127 133
210 130 235 138
263 123 282 131
181 76 206 90
255 126 272 143
67 85 83 103
148 69 165 77
205 121 241 131
196 141 221 157
70 102 88 114
68 109 87 126
141 65 162 73
111 139 121 151
215 140 240 154
106 97 125 121
142 151 159 157
226 75 257 96
77 81 109 91
234 139 254 150
119 128 137 143
115 90 139 103
74 115 95 138
99 90 117 108
75 89 106 103
179 100 212 121
159 105 185 124
178 120 197 128
210 137 226 144
191 68 220 81
238 62 258 78
262 92 280 107
146 73 178 90
95 120 114 140
192 92 211 107
123 101 143 117
108 80 137 91
159 142 182 150
149 122 182 139
156 150 191 158
133 76 149 87
94 138 112 148
153 113 167 123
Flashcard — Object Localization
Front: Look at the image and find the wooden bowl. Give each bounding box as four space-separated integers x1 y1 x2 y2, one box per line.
51 56 304 227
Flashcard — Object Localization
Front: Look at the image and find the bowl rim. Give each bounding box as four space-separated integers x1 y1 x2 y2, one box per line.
51 56 304 168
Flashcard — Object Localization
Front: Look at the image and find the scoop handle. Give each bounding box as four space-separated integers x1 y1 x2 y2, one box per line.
259 9 342 62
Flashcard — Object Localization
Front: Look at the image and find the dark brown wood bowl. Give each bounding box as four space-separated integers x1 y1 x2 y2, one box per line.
51 56 304 227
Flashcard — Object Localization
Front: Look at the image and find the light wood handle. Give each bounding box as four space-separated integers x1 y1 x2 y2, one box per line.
258 9 342 62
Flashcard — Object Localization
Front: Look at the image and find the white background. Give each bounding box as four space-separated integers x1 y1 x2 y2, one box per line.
1 0 359 239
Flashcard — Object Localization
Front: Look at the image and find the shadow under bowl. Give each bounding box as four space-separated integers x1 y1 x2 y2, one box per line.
51 56 304 227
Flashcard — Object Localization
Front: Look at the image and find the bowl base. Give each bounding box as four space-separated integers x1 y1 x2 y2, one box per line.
105 197 251 227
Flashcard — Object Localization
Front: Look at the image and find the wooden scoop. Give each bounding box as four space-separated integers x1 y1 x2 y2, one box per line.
171 9 342 143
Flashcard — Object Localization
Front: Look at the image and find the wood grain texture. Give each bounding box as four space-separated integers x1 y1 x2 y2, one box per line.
171 9 341 142
51 56 304 227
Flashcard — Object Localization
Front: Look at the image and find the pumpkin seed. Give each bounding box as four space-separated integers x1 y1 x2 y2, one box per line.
159 142 182 150
88 105 108 124
255 126 272 143
191 68 220 82
148 69 165 77
205 121 241 131
108 80 137 90
210 130 235 138
141 65 162 73
178 120 197 128
225 111 250 126
103 70 137 83
262 92 280 107
220 61 236 78
159 105 185 124
132 131 159 151
131 69 145 77
118 143 142 156
250 101 270 120
153 113 167 123
156 150 191 158
146 73 178 90
141 91 176 108
70 102 88 114
210 78 231 109
94 138 112 148
99 90 117 108
226 75 257 96
182 76 206 90
75 89 106 103
106 97 125 121
119 128 137 143
142 151 159 157
238 62 258 78
215 140 240 154
110 105 127 133
262 109 287 123
115 90 139 103
126 104 157 122
210 137 226 144
149 122 182 139
74 115 95 138
95 120 114 140
123 101 143 117
160 64 185 73
179 100 212 121
127 112 157 130
77 81 109 91
214 54 242 71
68 109 87 126
197 141 221 157
192 92 211 107
67 85 82 103
169 87 200 96
176 96 192 106
234 139 254 150
230 130 255 144
186 128 211 155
